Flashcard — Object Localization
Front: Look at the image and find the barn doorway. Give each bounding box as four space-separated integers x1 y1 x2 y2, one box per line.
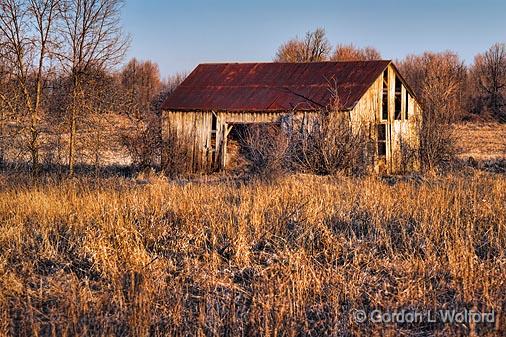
224 122 282 173
376 123 393 174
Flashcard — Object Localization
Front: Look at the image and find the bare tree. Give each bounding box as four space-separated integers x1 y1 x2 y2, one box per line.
121 59 161 119
0 60 10 167
56 0 129 175
119 58 162 168
399 52 466 169
331 44 381 61
0 0 59 171
469 43 506 121
274 28 331 63
163 72 188 96
80 68 122 171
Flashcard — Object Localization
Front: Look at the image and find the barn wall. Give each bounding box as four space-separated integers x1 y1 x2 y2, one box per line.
161 110 213 173
349 73 383 172
391 89 422 172
161 110 292 173
350 64 422 174
389 65 422 173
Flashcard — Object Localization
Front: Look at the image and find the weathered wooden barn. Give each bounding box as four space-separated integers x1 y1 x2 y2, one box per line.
161 61 421 174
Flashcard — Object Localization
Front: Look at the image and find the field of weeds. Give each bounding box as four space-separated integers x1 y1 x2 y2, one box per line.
0 169 504 336
454 123 506 162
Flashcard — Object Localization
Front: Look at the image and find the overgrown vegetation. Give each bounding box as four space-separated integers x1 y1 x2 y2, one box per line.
161 131 194 177
288 112 371 176
232 112 371 179
0 171 504 336
241 123 289 179
400 52 464 170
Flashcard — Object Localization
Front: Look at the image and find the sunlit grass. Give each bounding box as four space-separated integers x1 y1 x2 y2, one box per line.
0 171 504 336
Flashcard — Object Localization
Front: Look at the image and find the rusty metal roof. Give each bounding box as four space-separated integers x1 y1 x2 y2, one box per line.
162 60 391 112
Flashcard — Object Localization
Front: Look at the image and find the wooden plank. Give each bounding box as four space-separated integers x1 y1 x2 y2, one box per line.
215 112 222 170
221 123 228 169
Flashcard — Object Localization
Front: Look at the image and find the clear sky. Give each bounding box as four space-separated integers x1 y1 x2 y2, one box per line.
122 0 506 78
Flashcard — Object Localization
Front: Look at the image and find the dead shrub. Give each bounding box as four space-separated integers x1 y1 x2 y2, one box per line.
288 112 371 176
399 139 420 173
419 113 457 171
418 89 458 171
161 131 194 177
399 52 462 170
240 123 289 179
238 113 372 177
121 115 161 169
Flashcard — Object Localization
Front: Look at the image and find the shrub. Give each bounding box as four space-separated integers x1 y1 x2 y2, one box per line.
161 131 194 177
241 123 289 179
121 115 161 170
288 112 371 176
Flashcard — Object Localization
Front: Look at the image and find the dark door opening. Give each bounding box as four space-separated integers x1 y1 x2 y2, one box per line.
225 122 282 173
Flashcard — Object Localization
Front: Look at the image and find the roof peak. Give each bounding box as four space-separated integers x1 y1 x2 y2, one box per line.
198 60 391 66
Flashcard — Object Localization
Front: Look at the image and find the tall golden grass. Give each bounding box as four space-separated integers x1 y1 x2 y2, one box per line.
0 171 504 336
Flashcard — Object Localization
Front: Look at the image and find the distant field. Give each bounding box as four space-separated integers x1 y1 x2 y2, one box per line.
454 122 506 161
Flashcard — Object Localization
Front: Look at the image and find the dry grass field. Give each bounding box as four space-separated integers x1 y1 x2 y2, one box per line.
0 122 503 336
454 123 506 161
0 167 504 336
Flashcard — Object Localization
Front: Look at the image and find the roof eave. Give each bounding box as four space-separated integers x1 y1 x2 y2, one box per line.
162 107 353 113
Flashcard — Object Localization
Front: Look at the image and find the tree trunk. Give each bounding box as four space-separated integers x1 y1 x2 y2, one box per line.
68 105 77 176
29 123 39 173
0 109 4 169
68 74 80 176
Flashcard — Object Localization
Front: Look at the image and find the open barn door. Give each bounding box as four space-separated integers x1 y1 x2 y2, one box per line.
376 122 393 174
219 122 282 173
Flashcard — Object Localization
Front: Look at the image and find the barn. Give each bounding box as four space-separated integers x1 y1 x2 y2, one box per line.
161 60 422 174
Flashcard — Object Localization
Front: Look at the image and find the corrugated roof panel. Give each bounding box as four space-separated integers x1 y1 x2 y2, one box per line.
162 60 390 112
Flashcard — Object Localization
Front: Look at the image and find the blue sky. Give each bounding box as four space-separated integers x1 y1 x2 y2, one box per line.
122 0 506 77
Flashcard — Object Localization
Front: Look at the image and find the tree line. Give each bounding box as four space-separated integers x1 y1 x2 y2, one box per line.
0 0 187 174
276 28 506 123
1 14 504 174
